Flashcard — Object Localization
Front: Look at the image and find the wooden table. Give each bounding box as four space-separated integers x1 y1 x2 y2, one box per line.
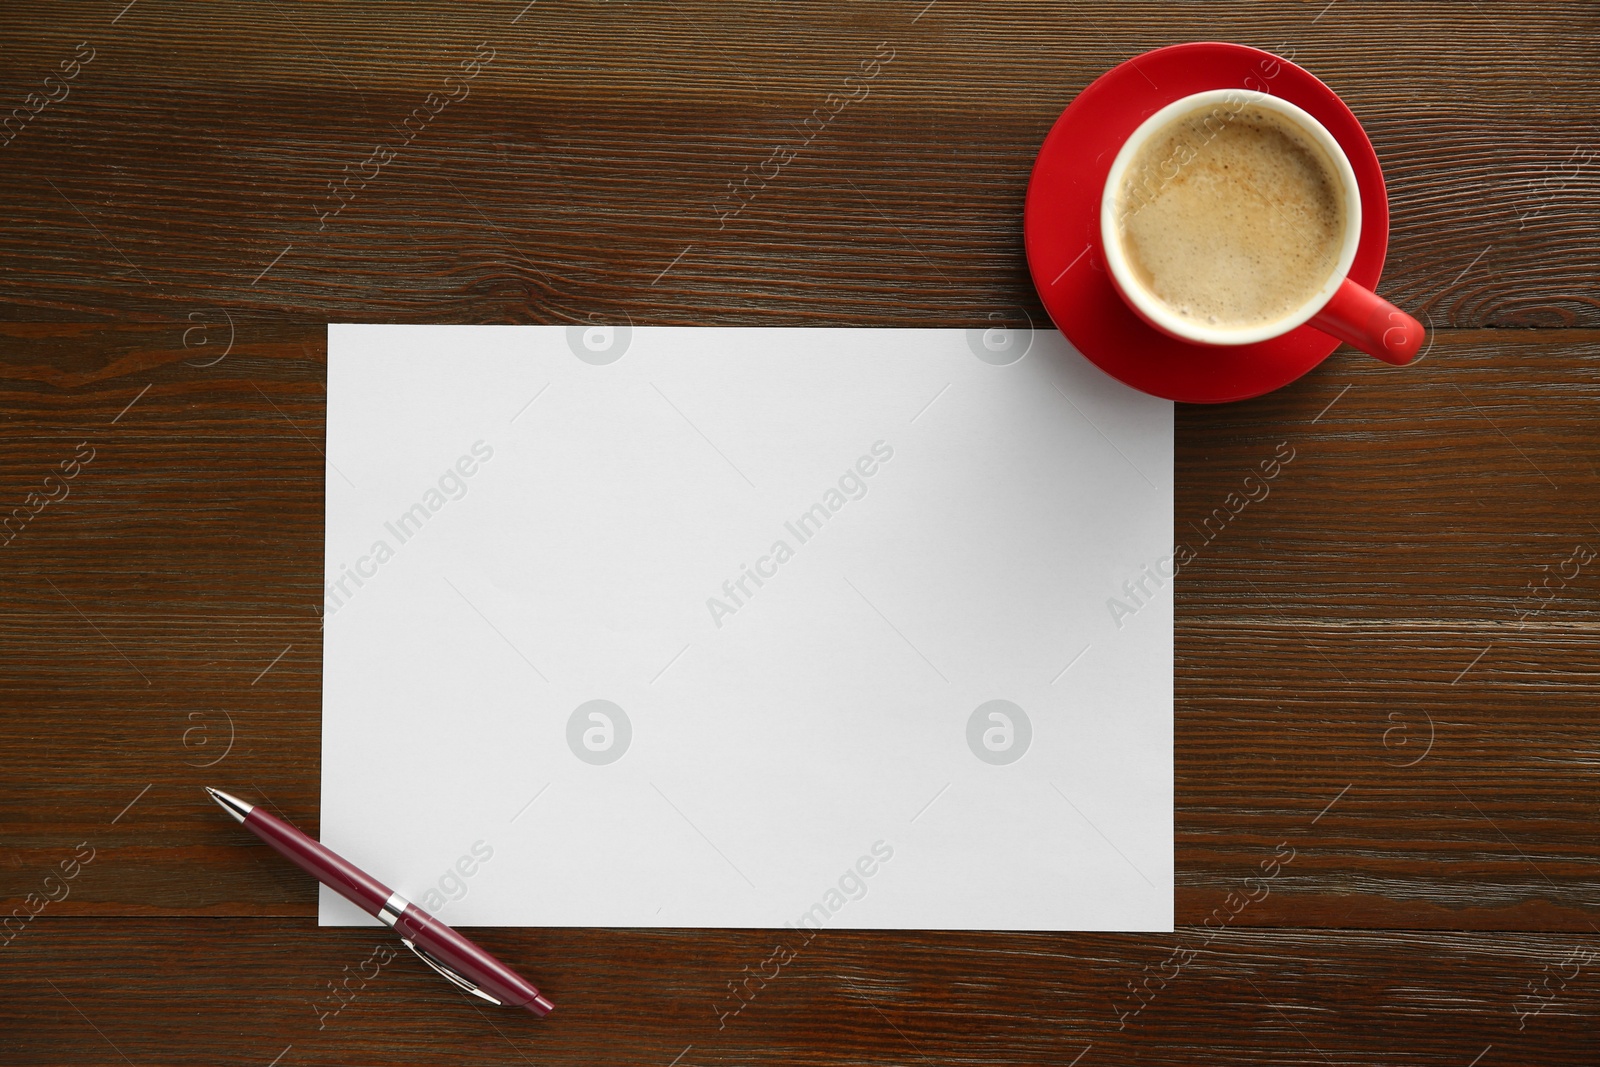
3 2 1597 1063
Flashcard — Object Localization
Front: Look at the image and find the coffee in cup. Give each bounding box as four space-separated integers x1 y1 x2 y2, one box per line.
1116 101 1347 332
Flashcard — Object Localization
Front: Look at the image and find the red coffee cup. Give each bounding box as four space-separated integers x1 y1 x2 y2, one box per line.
1099 88 1423 365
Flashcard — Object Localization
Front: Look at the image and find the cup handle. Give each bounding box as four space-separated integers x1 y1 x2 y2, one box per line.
1309 278 1425 366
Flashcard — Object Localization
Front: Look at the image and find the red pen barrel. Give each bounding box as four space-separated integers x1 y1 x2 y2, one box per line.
216 790 553 1016
241 806 393 916
394 905 555 1016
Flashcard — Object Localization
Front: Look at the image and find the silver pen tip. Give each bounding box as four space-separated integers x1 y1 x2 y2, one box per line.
205 787 253 824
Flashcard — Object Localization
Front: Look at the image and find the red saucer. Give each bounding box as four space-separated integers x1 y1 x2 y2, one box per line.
1024 42 1391 404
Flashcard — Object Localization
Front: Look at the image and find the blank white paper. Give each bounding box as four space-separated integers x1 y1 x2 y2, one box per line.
320 325 1173 931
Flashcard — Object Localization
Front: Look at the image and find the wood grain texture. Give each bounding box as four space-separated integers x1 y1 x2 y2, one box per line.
2 326 1597 1059
2 0 1599 1063
0 2 1597 326
6 921 1600 1066
3 329 1595 928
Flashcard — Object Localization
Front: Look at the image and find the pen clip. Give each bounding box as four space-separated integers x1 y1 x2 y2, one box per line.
400 938 504 1006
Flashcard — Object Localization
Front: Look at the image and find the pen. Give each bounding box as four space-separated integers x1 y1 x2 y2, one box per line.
205 786 553 1016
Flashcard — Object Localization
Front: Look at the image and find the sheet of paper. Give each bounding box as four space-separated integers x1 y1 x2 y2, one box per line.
321 325 1173 931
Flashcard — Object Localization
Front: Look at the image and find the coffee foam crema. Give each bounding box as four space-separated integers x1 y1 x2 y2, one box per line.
1116 102 1347 331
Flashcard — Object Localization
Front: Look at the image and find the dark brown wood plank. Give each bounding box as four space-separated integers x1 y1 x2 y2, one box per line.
4 920 1598 1066
4 0 1599 1062
0 2 1596 326
1176 329 1600 621
1 327 1595 933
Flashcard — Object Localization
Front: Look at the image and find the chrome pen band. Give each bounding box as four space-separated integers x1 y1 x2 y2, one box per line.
377 890 410 927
